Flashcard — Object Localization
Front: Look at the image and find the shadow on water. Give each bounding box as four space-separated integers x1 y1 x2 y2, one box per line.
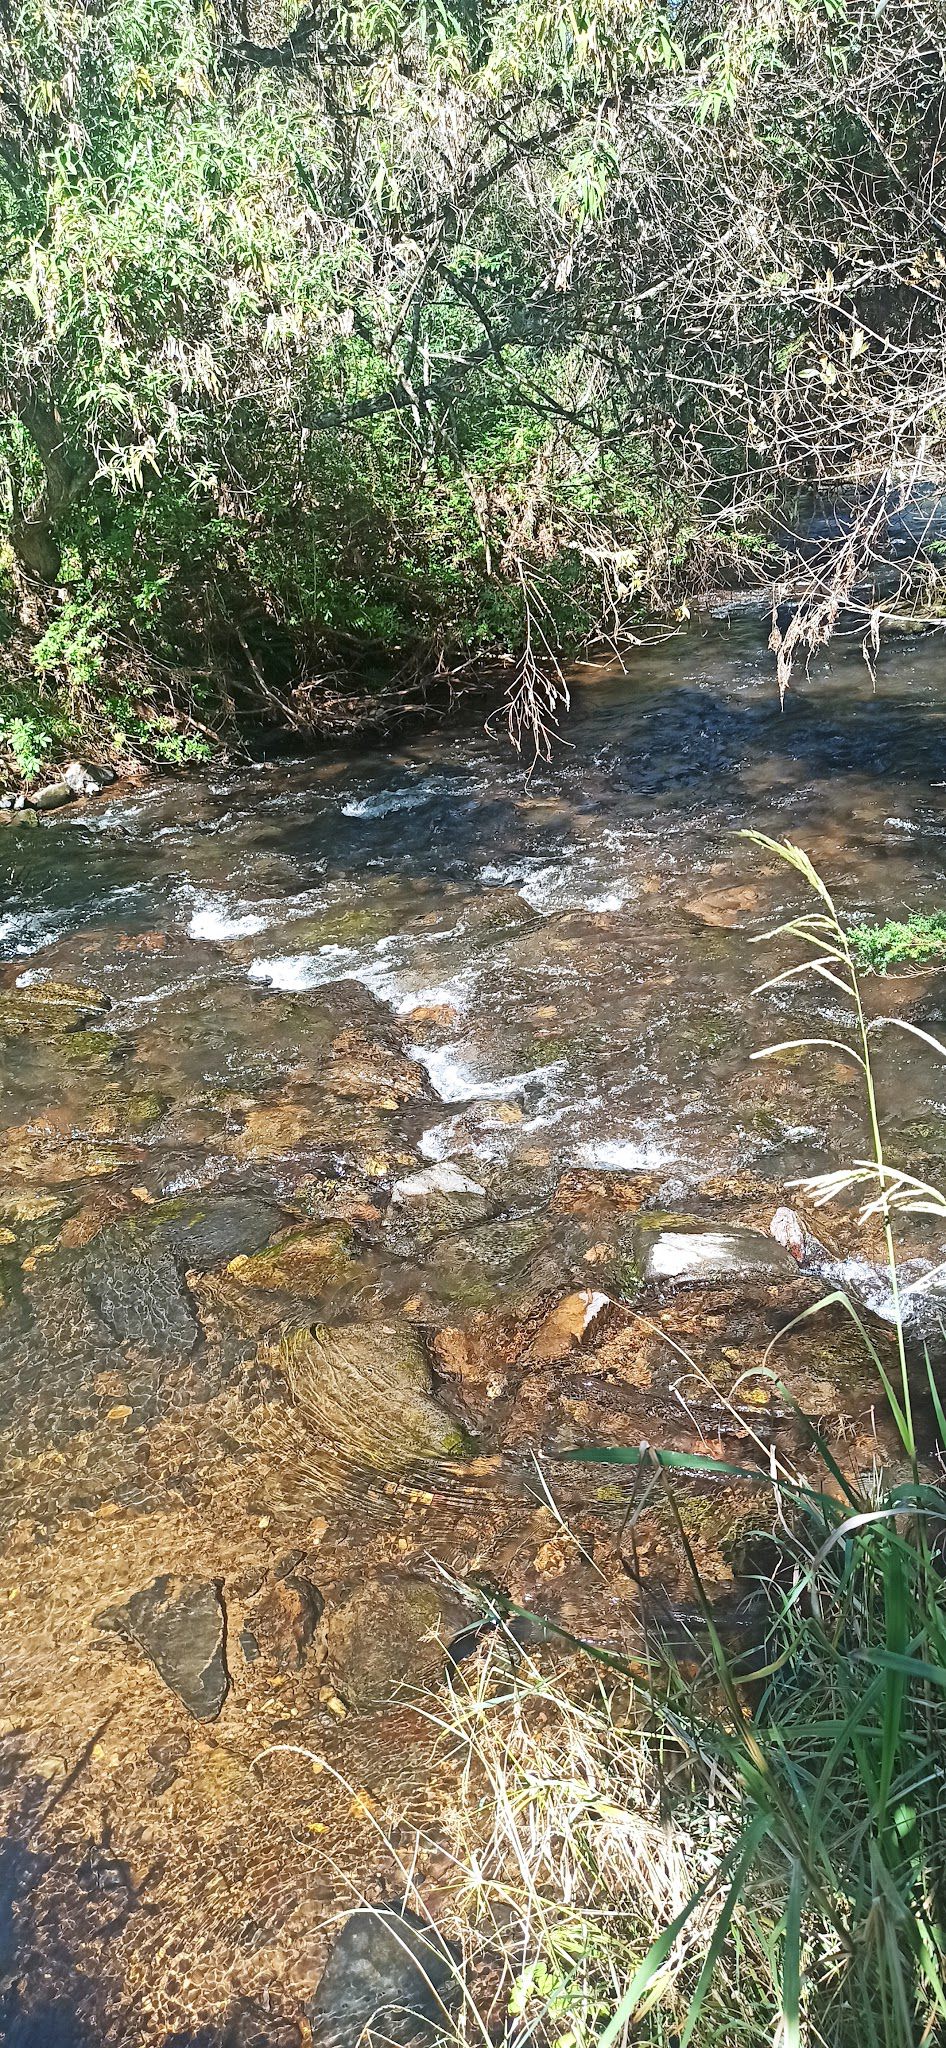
1 1802 296 2046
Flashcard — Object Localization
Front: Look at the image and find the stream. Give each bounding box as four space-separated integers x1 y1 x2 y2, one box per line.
2 616 946 2044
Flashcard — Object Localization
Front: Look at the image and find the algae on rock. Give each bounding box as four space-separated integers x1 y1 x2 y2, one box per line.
275 1319 475 1469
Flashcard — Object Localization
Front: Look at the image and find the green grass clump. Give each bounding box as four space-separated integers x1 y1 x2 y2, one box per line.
847 910 946 973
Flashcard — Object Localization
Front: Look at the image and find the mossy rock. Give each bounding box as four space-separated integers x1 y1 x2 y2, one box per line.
60 1029 118 1067
227 1224 355 1295
276 1319 475 1468
144 1194 284 1269
121 1090 171 1131
288 905 398 949
0 981 111 1037
326 1574 466 1709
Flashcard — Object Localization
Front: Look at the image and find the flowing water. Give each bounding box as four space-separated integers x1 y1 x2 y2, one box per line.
2 617 946 2042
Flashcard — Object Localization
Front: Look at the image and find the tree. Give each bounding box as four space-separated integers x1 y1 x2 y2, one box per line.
0 0 944 762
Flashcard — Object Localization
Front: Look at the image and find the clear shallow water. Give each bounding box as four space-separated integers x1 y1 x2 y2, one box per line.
5 618 946 1195
3 617 946 2045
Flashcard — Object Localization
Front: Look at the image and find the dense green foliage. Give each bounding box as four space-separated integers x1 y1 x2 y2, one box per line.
848 911 946 974
1 0 945 766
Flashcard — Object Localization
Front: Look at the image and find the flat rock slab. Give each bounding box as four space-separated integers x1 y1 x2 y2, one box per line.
634 1216 797 1287
308 1906 460 2048
103 1575 229 1719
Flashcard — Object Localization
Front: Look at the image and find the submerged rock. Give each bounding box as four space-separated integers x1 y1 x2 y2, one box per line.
151 1194 284 1270
242 1573 324 1672
276 1320 475 1468
685 884 762 928
530 1288 612 1361
392 1162 487 1221
101 1575 229 1720
227 1224 354 1296
0 981 111 1037
307 1904 461 2048
325 1575 464 1710
324 1027 428 1104
631 1214 797 1288
83 1226 198 1353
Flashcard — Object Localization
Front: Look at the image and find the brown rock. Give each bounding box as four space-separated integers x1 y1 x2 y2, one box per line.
324 1028 427 1103
232 1104 321 1159
404 1003 460 1032
227 1224 354 1295
326 1575 463 1710
684 885 761 929
530 1288 612 1362
243 1574 324 1672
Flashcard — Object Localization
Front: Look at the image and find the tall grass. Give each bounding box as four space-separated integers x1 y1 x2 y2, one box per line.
440 840 946 2048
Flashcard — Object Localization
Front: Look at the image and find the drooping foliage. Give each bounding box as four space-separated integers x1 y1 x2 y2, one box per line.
1 0 944 761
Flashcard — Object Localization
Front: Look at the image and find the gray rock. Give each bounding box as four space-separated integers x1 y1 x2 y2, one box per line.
633 1215 797 1287
392 1162 486 1215
0 792 14 809
33 781 74 811
83 1227 198 1354
102 1574 229 1719
307 1906 461 2048
148 1193 285 1270
64 758 110 797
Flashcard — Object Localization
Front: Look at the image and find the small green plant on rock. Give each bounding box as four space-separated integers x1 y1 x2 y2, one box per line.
847 911 946 975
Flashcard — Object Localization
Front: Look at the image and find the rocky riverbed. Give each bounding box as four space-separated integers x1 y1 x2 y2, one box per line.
2 619 946 2043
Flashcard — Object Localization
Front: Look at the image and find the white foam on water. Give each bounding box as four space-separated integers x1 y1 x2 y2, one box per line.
418 1101 526 1161
186 892 272 941
0 907 70 956
479 852 629 916
247 945 359 991
411 1041 565 1105
577 1137 677 1170
247 924 475 1018
342 775 470 819
829 1253 946 1330
356 950 470 1017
